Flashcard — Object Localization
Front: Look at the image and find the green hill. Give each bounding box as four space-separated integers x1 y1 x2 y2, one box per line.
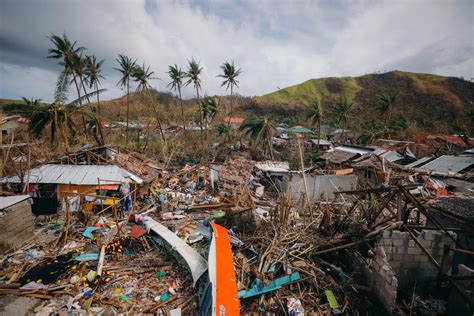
253 71 474 134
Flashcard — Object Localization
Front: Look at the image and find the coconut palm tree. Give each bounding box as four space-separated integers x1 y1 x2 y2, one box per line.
114 54 137 143
201 97 219 129
71 53 91 103
218 60 242 129
132 64 165 141
85 55 106 144
29 103 75 146
47 33 86 105
185 58 203 134
377 92 397 124
309 97 322 153
85 55 105 114
167 64 186 132
331 96 354 142
21 97 42 107
240 117 276 160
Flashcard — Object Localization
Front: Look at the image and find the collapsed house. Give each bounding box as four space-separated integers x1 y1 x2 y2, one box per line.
0 140 473 315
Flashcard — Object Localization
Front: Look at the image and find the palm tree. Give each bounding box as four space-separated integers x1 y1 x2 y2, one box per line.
85 55 106 144
85 55 105 114
114 54 137 143
71 53 91 103
331 96 354 142
29 103 75 146
309 97 322 153
377 92 397 124
240 117 276 160
47 33 86 105
167 64 186 132
218 60 242 143
185 58 203 134
21 97 42 107
132 64 165 141
201 97 219 129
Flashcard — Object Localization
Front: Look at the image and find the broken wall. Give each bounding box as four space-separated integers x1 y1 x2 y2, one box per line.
287 174 357 203
378 230 457 288
0 200 35 252
363 245 398 312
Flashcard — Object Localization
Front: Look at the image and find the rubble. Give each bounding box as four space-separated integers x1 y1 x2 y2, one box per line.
0 141 473 315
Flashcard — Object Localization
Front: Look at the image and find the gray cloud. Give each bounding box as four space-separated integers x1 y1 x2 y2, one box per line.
0 0 472 102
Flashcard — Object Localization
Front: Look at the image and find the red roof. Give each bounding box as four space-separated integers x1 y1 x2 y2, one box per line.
426 135 473 147
223 117 245 124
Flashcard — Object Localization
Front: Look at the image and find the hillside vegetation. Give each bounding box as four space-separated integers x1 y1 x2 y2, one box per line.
3 71 473 136
253 71 473 134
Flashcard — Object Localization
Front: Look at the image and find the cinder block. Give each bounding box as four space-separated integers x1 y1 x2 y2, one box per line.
408 247 422 255
393 238 403 247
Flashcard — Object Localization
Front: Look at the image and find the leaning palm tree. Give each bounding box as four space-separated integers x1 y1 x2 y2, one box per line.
114 54 137 143
132 64 165 141
309 97 323 153
201 97 219 129
240 117 276 160
185 58 203 134
377 92 397 124
331 96 354 142
47 33 86 105
218 60 242 143
167 65 186 132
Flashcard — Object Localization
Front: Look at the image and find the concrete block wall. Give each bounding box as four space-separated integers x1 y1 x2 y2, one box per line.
0 201 35 252
378 230 457 287
366 245 398 312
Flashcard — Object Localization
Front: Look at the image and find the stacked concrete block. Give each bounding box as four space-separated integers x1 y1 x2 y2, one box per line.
377 229 457 287
0 200 35 252
367 245 398 312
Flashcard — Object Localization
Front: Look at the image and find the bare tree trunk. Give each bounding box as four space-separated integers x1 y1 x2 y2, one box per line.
266 135 274 160
178 86 185 133
196 87 202 136
79 76 91 104
126 81 130 143
72 76 87 133
95 82 105 145
225 84 233 151
317 119 321 154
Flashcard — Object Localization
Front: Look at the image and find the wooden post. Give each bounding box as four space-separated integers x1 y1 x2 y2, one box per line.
97 245 106 277
296 135 311 220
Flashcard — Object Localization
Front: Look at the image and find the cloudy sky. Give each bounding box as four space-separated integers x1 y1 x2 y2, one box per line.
0 0 472 102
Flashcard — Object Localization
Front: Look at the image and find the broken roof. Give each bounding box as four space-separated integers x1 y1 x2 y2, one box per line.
419 155 474 174
255 161 290 173
2 164 143 185
0 195 31 210
322 149 359 164
430 196 474 223
309 139 332 146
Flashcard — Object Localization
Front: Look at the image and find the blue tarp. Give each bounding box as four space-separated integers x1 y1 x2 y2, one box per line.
238 272 301 299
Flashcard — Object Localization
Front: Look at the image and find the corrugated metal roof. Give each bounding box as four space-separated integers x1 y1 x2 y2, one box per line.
420 155 474 174
0 195 31 210
310 139 332 146
405 156 435 168
2 164 143 185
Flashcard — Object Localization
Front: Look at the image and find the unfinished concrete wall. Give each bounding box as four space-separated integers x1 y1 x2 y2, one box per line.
0 200 35 252
287 174 357 203
365 245 398 312
378 230 457 287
